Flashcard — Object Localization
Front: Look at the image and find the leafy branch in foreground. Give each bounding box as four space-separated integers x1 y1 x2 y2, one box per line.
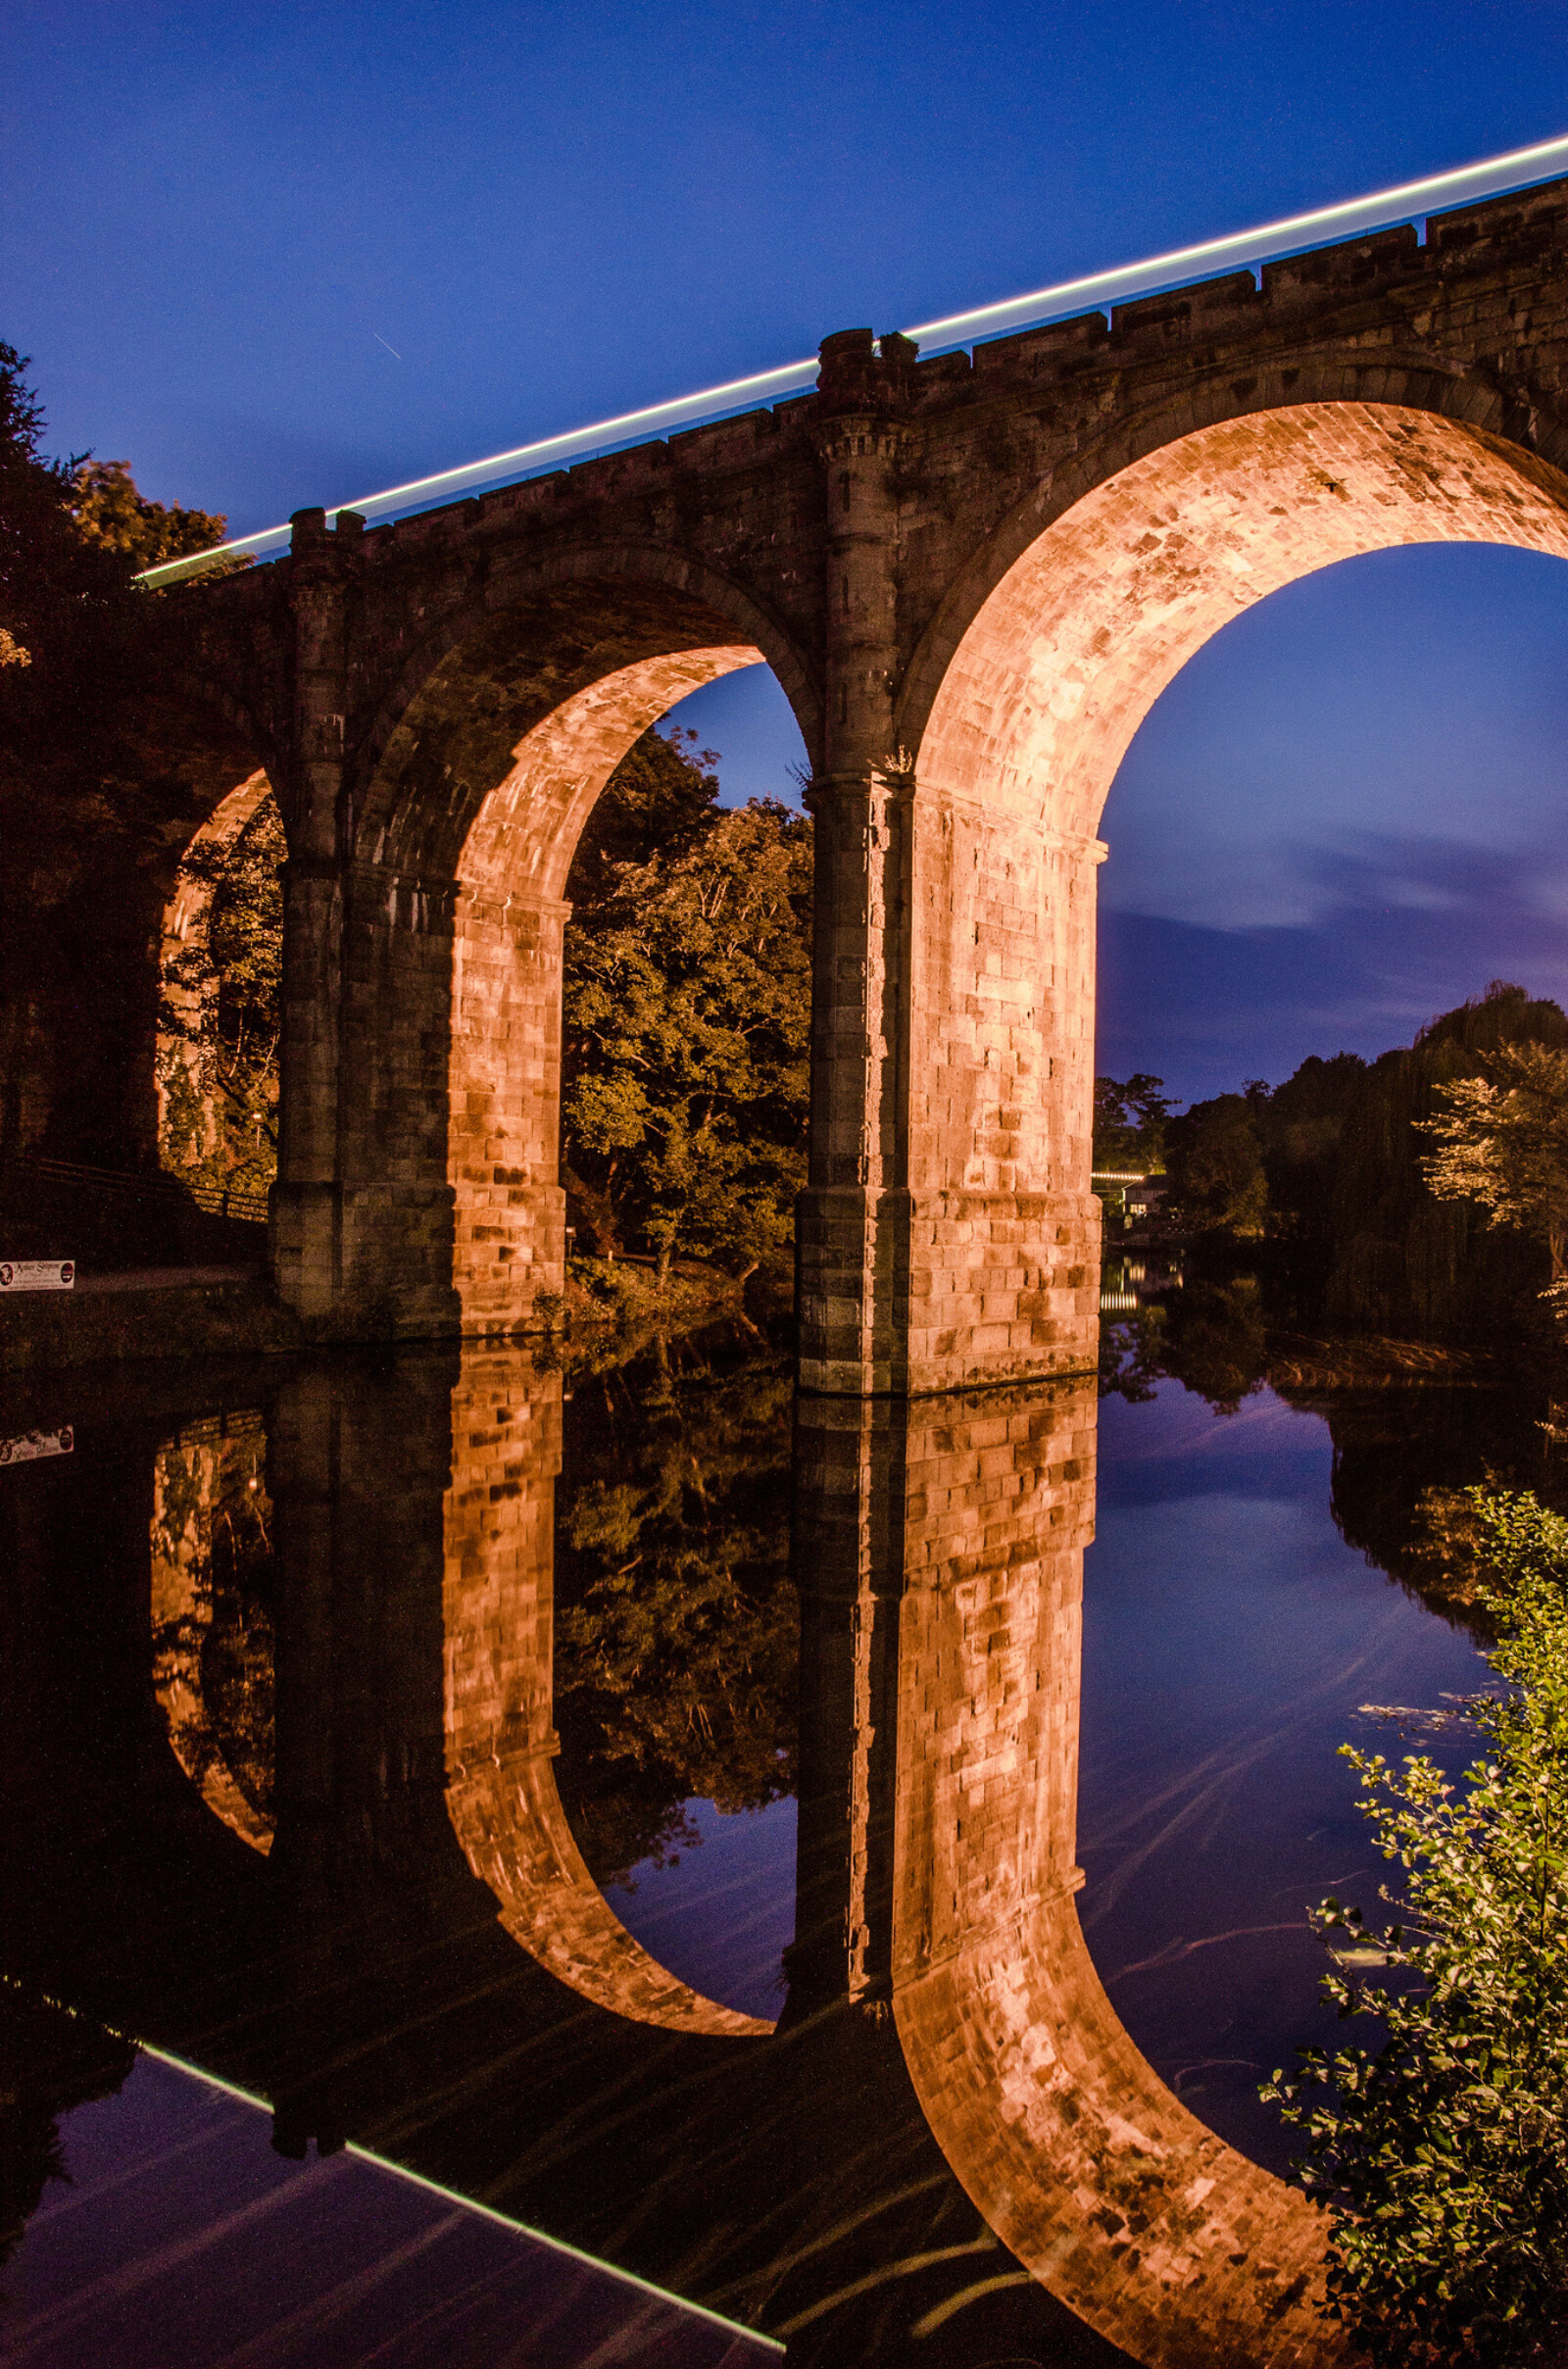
1263 1490 1568 2364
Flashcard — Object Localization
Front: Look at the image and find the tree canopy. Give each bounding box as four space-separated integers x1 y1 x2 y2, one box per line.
1093 1072 1171 1171
563 726 811 1280
1420 1041 1568 1285
1163 1086 1270 1236
70 457 224 571
0 345 224 766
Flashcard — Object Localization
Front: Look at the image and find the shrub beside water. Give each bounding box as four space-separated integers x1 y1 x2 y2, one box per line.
1264 1490 1568 2365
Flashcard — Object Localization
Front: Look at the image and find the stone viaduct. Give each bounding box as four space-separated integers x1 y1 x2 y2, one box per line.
156 179 1568 1387
157 172 1568 1393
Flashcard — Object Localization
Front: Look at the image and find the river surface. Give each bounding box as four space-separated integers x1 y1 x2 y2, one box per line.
0 1323 1540 2366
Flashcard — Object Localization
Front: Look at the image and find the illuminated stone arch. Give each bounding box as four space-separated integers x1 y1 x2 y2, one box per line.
793 1382 1337 2365
278 557 814 1334
903 399 1568 1331
150 1414 275 1858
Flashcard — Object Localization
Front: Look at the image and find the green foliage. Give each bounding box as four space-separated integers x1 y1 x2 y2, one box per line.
71 457 224 571
1265 1052 1368 1244
1163 1088 1269 1235
1324 984 1568 1342
1264 1488 1568 2364
1093 1072 1171 1172
1420 1043 1568 1288
563 727 811 1278
159 794 285 1198
0 343 134 761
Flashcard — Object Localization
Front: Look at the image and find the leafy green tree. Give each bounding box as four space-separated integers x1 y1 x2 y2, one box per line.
0 351 223 729
1420 1043 1568 1289
0 343 131 750
0 345 248 1179
1163 1087 1270 1236
1264 1488 1568 2365
1093 1073 1171 1171
563 731 811 1281
1263 1051 1368 1246
71 457 224 571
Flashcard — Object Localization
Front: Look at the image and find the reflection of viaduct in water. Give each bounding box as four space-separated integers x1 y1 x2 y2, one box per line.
140 1350 1337 2365
793 1384 1334 2367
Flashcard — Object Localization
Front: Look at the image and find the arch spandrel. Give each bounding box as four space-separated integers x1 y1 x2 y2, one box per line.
913 402 1568 839
793 1385 1339 2366
352 561 814 885
442 1353 774 2040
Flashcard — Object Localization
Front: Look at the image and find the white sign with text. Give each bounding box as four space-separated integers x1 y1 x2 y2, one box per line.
0 1426 74 1465
0 1260 74 1291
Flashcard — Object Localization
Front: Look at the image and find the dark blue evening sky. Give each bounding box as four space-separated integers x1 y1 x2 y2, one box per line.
8 0 1568 1099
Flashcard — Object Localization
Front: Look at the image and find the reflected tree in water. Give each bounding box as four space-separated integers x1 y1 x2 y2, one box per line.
1101 1274 1269 1415
554 1356 797 1888
150 1416 275 1852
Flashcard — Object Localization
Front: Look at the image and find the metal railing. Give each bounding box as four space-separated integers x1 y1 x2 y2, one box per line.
2 1154 269 1226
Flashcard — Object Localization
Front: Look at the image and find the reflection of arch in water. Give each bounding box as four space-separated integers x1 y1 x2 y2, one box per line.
150 1414 275 1857
441 1353 773 2038
156 767 277 1181
793 1386 1336 2367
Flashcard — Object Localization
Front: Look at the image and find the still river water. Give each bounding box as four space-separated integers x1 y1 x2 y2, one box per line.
0 1298 1540 2367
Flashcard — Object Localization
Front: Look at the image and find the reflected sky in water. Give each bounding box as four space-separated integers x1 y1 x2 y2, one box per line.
1081 1379 1484 2171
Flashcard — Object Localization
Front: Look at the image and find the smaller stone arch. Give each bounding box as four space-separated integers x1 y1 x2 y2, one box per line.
309 563 811 1337
156 768 276 1185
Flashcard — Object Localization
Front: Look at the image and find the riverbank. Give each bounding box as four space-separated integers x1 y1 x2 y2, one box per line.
0 1253 772 1374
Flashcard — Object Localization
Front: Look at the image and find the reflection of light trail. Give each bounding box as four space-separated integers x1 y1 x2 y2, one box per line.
140 128 1568 587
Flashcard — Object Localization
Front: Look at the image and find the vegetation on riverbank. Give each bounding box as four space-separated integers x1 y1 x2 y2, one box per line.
1129 983 1568 1351
1265 1489 1568 2365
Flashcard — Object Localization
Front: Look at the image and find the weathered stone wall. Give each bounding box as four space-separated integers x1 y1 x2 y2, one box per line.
157 174 1568 1387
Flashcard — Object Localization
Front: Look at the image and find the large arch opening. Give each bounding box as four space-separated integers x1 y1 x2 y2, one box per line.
884 403 1568 1387
875 403 1568 2359
338 570 815 1334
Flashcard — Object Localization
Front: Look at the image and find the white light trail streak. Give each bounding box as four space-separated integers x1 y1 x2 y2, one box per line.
141 129 1568 587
